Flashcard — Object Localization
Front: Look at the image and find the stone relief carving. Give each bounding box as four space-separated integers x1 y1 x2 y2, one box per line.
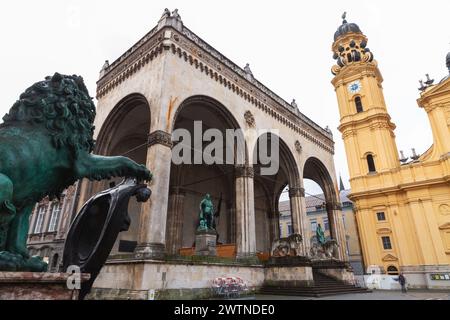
439 204 450 215
295 140 302 153
244 110 255 127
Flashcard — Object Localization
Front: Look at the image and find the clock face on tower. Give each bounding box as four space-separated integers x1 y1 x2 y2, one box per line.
348 80 362 94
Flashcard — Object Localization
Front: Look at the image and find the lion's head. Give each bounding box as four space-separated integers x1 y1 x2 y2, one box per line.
2 73 96 153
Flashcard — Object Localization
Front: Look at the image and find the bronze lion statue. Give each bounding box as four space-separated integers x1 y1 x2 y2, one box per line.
0 73 152 271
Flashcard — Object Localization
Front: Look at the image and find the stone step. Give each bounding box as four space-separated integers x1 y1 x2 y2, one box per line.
259 287 370 297
259 270 370 297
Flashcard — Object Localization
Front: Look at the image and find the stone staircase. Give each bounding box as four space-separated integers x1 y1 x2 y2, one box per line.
259 270 370 297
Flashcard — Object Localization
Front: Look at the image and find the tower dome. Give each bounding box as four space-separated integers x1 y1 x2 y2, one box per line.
446 51 450 73
334 12 362 41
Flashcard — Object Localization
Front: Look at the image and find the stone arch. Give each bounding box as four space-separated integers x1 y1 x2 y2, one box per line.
171 95 248 165
252 132 301 254
51 252 59 270
95 93 151 155
166 95 249 255
85 93 151 254
303 156 344 258
303 157 337 206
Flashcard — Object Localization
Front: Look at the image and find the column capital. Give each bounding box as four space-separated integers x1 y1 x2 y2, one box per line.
148 130 172 148
234 165 254 178
326 202 342 211
289 187 305 198
169 186 186 196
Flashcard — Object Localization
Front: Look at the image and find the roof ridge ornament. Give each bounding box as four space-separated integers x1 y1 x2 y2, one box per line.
342 11 347 24
157 8 183 31
446 51 450 73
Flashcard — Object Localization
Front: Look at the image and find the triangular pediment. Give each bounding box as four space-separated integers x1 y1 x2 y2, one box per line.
425 75 450 94
439 222 450 230
382 254 398 262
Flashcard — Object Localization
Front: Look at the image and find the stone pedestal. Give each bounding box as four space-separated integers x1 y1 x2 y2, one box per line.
264 256 314 287
195 230 217 256
0 272 90 300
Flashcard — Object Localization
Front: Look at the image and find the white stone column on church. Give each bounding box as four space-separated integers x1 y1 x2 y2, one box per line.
135 130 173 259
289 186 310 256
234 165 257 259
165 187 186 255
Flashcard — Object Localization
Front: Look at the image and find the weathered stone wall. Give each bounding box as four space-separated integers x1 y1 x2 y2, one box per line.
93 259 265 292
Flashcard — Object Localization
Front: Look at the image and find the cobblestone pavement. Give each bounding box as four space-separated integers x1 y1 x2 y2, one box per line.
253 290 450 300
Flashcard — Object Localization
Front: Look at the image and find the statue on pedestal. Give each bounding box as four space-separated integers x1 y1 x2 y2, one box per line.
310 224 340 260
316 223 326 245
195 194 218 256
197 193 215 232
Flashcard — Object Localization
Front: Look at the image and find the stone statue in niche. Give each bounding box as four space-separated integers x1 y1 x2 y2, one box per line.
0 73 152 271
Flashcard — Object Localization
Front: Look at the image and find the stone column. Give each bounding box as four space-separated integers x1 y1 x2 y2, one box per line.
227 203 236 244
165 187 186 255
268 210 280 246
234 165 256 259
135 130 173 259
289 186 310 256
327 202 347 261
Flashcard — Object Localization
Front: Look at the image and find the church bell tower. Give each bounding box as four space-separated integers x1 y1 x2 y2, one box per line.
331 13 400 190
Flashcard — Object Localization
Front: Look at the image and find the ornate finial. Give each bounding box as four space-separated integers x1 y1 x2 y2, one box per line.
171 8 182 22
102 60 109 70
399 150 408 163
342 11 347 24
244 63 253 77
160 8 171 20
411 148 420 160
446 51 450 73
418 80 426 92
291 99 298 109
425 73 434 86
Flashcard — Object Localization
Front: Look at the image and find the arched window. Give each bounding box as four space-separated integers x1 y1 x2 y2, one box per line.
387 265 399 275
355 96 363 113
51 253 59 270
367 154 376 173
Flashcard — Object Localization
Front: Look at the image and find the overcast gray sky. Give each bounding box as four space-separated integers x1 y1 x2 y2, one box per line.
1 0 449 196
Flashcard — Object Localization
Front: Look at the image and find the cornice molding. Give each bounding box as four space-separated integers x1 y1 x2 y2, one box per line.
288 187 305 198
438 222 450 230
96 25 335 154
376 228 392 235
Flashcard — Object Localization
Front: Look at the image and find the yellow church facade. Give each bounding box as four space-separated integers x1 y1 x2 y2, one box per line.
331 15 450 288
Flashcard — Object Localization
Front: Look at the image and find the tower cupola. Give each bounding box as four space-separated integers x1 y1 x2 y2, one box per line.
331 13 374 75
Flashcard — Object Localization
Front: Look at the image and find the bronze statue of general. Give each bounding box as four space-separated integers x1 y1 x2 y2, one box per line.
197 193 215 232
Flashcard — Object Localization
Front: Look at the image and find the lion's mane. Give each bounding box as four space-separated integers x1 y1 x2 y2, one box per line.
2 73 96 153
